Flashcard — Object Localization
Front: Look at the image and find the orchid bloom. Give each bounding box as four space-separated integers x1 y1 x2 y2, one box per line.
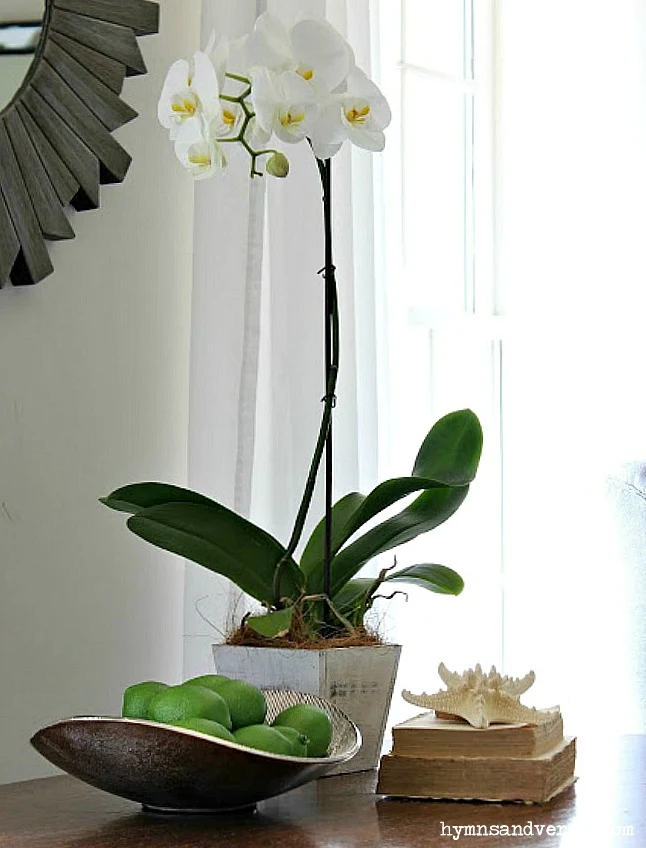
158 50 224 141
250 67 318 144
309 68 392 158
158 11 390 180
174 118 226 180
246 12 353 96
201 32 247 140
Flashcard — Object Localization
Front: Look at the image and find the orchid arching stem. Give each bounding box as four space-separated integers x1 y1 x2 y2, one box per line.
318 157 335 623
272 157 339 609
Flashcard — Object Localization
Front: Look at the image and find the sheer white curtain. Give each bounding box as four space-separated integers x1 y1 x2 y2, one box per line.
183 0 380 676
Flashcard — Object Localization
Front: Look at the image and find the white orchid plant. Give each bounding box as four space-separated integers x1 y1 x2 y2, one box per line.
102 8 483 643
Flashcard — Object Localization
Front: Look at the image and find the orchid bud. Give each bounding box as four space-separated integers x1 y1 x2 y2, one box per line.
266 151 290 178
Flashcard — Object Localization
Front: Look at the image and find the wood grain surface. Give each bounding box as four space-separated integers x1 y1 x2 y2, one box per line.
4 108 75 240
43 39 137 131
50 9 146 77
0 735 643 848
16 103 80 206
0 186 20 287
49 31 126 95
0 120 53 285
54 0 160 36
31 61 132 183
22 86 101 210
0 0 159 285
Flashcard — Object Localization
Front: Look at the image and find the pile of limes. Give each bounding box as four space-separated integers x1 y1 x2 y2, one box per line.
121 674 332 758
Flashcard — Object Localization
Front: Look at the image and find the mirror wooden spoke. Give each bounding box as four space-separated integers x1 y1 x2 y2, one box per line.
0 189 21 285
49 32 126 95
3 109 74 241
50 9 147 77
54 0 160 37
22 86 101 211
0 0 159 287
32 62 132 184
0 121 54 285
16 103 79 207
43 40 137 131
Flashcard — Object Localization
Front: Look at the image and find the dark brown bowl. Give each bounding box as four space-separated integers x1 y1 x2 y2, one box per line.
30 689 361 813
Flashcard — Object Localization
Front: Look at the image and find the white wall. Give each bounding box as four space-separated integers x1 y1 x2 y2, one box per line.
0 0 44 22
0 0 43 111
0 54 32 112
0 0 199 784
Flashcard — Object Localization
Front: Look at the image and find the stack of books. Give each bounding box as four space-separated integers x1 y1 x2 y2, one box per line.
376 710 576 803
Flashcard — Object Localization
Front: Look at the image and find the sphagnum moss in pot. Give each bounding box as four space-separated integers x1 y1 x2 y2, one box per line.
100 9 484 774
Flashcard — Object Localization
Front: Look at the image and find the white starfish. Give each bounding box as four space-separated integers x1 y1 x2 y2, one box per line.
402 663 559 729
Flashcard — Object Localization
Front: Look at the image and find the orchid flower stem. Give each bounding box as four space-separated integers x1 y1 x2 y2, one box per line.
272 157 339 608
218 90 268 176
225 72 251 85
318 157 335 626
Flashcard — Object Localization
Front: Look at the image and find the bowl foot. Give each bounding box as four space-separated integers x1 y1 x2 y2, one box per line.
142 803 258 815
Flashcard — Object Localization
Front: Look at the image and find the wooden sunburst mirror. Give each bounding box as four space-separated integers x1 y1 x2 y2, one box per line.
0 0 160 287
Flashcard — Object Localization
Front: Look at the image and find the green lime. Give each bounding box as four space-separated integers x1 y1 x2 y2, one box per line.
233 724 295 756
273 725 309 757
272 704 332 757
181 674 231 692
172 718 236 742
122 681 168 719
147 684 232 730
215 679 267 730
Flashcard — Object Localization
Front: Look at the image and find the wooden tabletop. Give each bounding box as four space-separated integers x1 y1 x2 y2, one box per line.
1 735 643 847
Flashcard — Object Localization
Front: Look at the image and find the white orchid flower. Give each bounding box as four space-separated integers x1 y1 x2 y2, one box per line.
309 67 391 158
245 115 272 149
266 0 322 27
290 18 354 94
340 68 391 151
202 31 250 87
216 100 245 139
250 67 318 144
245 12 293 73
174 117 226 180
246 12 353 96
158 50 223 141
203 31 229 90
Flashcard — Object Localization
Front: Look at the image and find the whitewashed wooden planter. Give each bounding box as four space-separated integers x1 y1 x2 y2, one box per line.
212 643 401 774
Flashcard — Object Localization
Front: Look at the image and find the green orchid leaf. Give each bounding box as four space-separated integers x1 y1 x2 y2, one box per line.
303 479 447 591
412 408 483 485
305 478 455 594
332 578 376 626
324 485 469 597
333 577 375 611
299 492 366 576
303 411 482 592
100 482 216 514
245 607 294 639
384 563 464 595
127 501 303 605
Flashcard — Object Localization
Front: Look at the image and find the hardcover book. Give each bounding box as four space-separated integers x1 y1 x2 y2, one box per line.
390 710 564 759
377 735 576 803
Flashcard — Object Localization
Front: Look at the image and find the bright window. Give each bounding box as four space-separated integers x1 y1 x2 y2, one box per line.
374 0 504 730
374 0 646 735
